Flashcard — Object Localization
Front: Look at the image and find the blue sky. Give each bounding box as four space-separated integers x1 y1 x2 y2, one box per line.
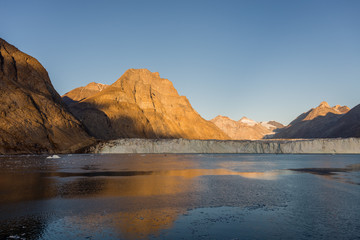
1 0 359 124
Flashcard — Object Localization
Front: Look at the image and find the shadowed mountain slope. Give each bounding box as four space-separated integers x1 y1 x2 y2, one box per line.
64 69 229 140
325 104 360 138
0 38 94 154
274 102 350 139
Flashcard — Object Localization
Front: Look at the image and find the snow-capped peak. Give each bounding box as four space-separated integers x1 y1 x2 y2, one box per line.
238 117 257 126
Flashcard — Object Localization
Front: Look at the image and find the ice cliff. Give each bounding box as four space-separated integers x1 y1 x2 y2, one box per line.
91 138 360 154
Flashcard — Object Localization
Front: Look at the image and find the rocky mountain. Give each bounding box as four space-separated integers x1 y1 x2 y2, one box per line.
210 115 283 140
0 38 94 154
273 101 350 139
325 104 360 138
62 82 108 104
64 69 229 140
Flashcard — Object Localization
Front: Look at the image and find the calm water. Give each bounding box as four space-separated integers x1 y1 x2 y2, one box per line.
0 154 359 240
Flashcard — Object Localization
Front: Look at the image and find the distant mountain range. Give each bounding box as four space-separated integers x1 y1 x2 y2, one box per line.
210 116 284 140
0 38 359 154
273 101 360 138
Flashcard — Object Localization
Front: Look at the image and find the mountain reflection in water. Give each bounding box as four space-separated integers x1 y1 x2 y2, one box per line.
0 154 359 239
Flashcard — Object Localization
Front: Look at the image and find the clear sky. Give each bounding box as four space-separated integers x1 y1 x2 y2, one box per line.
1 0 359 124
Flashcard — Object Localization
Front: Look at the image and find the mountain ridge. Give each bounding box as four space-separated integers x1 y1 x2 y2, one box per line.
274 101 352 139
1 38 358 155
211 115 283 140
0 38 95 154
63 82 109 104
64 68 230 140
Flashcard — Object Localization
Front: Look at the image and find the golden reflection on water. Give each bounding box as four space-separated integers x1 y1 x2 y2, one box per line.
155 168 283 180
0 168 284 238
56 169 283 198
86 170 283 238
0 156 286 239
100 175 195 197
216 160 277 172
114 208 184 239
1 155 359 240
0 167 284 202
58 207 185 240
237 171 282 180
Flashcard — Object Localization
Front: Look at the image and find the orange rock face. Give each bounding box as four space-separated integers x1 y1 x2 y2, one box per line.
63 82 108 104
302 101 350 121
64 69 229 140
0 38 95 154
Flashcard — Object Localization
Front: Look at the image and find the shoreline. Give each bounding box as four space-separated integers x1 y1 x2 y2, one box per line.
1 138 360 155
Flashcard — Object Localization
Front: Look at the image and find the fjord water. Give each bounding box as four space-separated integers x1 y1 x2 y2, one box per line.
0 154 359 240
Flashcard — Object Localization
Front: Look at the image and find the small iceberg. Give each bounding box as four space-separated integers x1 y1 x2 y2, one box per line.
46 155 61 159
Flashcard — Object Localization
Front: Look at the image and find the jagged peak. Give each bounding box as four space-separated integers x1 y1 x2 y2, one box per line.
62 81 109 102
123 68 160 77
211 115 233 121
313 101 350 114
239 116 254 122
86 81 106 86
84 82 108 90
301 101 350 121
333 105 350 113
110 68 180 97
215 115 230 119
113 69 166 87
238 117 257 126
318 101 330 108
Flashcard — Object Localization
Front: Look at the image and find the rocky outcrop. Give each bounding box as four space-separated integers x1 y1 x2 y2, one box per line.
66 69 229 140
0 38 95 154
62 82 108 104
91 138 360 154
211 115 283 140
274 101 350 139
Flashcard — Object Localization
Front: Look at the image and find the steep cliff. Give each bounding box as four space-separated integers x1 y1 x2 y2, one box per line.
91 138 360 154
0 38 94 154
66 69 229 140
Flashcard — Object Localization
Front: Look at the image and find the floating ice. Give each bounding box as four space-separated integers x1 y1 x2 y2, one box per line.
46 155 61 159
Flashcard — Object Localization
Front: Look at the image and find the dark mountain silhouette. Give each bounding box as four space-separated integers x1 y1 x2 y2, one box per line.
325 104 360 138
274 101 353 139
